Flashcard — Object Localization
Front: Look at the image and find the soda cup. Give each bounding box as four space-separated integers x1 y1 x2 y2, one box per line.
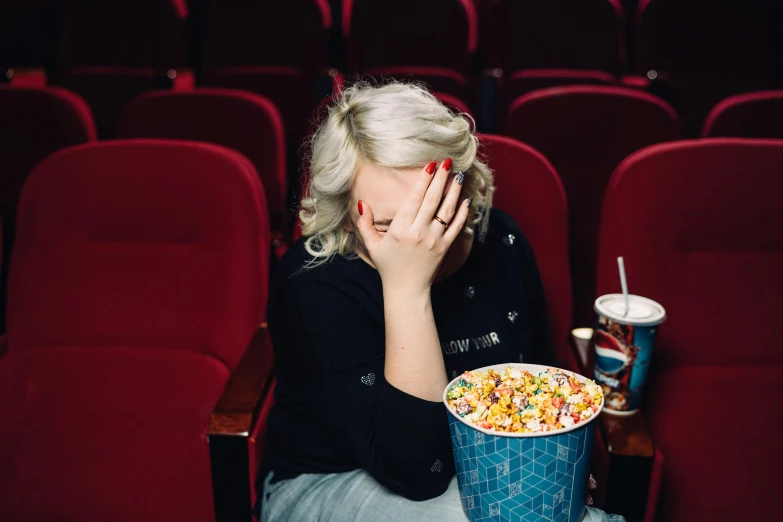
593 294 666 415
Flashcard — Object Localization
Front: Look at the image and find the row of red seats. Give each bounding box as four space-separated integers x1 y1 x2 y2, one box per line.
0 134 779 522
2 0 780 138
4 84 783 331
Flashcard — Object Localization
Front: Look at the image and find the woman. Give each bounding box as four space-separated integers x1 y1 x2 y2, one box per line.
259 82 623 522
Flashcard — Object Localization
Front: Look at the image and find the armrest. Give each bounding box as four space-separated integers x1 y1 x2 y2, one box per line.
569 328 658 521
209 325 275 522
599 411 654 458
598 412 656 522
209 324 275 437
644 448 664 522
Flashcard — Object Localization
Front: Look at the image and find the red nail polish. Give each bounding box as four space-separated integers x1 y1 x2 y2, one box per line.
425 161 437 174
358 200 363 216
442 158 452 171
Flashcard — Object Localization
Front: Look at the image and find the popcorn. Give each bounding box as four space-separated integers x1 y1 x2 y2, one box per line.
446 367 604 433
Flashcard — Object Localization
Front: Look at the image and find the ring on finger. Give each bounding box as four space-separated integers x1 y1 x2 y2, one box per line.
433 215 449 229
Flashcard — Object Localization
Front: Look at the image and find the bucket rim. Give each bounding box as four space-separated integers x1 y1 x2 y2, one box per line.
443 363 604 438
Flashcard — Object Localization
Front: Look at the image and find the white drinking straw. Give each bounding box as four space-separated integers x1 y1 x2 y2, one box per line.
617 256 629 316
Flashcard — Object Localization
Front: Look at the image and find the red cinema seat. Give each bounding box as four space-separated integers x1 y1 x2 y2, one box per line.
478 134 577 373
343 0 478 97
506 85 679 327
0 86 96 220
199 0 331 163
0 140 270 522
595 139 783 522
478 1 626 130
434 91 473 117
118 89 287 246
635 0 779 136
702 91 783 139
0 85 96 331
481 0 625 73
506 69 617 97
56 1 190 137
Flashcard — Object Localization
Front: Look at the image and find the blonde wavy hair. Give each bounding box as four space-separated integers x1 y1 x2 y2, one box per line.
300 81 495 265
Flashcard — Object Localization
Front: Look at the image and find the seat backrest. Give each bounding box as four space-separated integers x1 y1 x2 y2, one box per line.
506 85 679 326
595 139 783 522
480 0 625 73
635 0 778 135
200 0 331 71
118 89 287 234
344 0 477 72
702 91 783 139
9 140 269 366
0 85 96 331
0 86 96 213
60 0 188 68
0 140 269 522
479 134 573 368
433 91 473 116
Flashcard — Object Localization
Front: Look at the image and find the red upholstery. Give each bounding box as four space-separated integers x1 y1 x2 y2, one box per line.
702 91 783 139
635 0 778 136
506 69 617 100
56 2 189 138
506 86 679 327
0 86 96 330
0 140 270 522
433 91 473 116
200 0 330 72
0 86 96 212
494 69 618 129
595 139 783 522
361 65 469 99
57 67 160 139
199 0 331 182
118 89 287 237
480 0 625 73
344 0 477 75
478 134 577 373
60 0 188 69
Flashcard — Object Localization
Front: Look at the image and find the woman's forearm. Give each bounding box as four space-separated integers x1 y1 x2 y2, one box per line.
383 288 448 402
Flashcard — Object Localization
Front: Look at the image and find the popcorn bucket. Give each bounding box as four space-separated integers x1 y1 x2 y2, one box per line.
444 364 602 522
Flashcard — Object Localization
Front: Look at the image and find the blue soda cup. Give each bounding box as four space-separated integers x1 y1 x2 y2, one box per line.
593 294 666 415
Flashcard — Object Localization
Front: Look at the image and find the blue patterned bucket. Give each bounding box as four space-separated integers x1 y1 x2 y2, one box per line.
444 364 602 522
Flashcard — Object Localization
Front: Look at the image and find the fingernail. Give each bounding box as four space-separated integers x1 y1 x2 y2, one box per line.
466 197 472 207
456 171 465 185
425 161 437 174
358 200 363 216
442 158 452 172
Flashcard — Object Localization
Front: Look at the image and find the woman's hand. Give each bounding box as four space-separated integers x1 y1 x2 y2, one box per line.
587 473 597 505
355 159 470 296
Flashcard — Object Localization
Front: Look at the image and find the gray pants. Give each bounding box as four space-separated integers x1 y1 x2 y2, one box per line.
261 470 626 522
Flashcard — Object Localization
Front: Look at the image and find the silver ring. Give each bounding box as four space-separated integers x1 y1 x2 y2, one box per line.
433 215 449 229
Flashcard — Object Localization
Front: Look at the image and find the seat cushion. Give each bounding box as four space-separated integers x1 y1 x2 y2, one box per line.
0 346 230 522
645 366 783 522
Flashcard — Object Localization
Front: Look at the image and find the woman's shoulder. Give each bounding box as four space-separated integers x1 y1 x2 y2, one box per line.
485 207 530 248
273 237 369 293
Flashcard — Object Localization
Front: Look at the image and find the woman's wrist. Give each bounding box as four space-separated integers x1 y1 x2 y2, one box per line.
382 284 432 309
